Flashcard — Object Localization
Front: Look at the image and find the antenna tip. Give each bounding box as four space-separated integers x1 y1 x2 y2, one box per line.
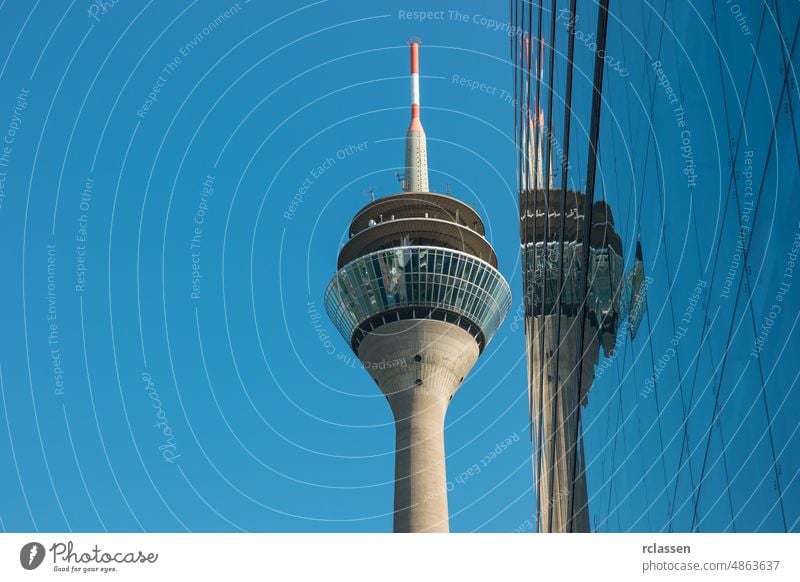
408 36 422 46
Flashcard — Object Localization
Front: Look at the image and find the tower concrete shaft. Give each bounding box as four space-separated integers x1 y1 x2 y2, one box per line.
359 319 479 531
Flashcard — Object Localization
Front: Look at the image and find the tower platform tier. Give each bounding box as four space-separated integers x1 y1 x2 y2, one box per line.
338 217 497 269
325 246 511 353
348 192 485 237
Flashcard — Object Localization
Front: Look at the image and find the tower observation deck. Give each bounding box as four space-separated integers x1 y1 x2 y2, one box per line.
324 41 511 532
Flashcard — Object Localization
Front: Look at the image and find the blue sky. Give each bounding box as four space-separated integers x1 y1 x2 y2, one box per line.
1 0 798 533
0 0 536 532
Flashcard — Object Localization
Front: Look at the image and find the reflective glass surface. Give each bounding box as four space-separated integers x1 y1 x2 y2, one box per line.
512 1 800 532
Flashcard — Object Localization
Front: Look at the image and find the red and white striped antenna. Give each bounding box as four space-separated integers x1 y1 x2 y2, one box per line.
404 37 429 192
409 37 421 128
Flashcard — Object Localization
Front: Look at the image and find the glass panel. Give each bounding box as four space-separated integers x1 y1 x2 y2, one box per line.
325 246 512 349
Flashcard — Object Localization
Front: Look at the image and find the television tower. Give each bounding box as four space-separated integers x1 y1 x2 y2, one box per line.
325 41 511 532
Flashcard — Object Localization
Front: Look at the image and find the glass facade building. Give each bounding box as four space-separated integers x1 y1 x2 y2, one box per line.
512 1 800 532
